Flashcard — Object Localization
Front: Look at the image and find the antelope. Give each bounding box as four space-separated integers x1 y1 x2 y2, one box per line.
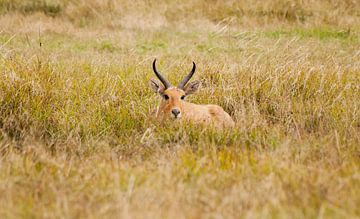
150 59 235 128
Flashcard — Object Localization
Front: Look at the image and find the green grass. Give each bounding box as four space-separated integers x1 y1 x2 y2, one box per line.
265 28 355 41
0 0 63 17
0 0 360 218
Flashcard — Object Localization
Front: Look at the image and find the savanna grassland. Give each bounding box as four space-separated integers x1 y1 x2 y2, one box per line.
0 0 359 218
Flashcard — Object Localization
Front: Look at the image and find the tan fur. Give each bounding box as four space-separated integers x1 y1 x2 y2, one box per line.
155 87 235 128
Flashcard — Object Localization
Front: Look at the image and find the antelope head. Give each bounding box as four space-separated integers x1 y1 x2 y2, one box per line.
150 59 200 119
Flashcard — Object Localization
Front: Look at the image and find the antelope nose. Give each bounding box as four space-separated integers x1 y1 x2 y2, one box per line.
171 109 180 117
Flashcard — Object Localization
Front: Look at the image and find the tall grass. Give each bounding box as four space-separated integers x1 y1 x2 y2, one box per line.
0 0 359 218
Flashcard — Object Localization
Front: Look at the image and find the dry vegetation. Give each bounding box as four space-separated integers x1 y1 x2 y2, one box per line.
0 0 360 218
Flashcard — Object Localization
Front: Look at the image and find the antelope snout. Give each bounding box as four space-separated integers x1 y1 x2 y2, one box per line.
171 108 181 118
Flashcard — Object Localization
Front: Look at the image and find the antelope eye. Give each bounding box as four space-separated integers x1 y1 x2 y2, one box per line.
181 95 185 100
163 94 169 100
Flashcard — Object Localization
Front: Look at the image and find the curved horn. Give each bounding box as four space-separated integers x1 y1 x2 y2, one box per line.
152 59 171 89
178 61 196 89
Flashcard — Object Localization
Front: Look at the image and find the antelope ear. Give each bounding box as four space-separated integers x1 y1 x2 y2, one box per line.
184 80 200 95
150 78 165 94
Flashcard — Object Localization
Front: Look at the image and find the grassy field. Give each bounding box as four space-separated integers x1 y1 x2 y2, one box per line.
0 0 359 218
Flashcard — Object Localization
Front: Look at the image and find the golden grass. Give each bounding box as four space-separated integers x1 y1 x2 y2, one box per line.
0 0 359 218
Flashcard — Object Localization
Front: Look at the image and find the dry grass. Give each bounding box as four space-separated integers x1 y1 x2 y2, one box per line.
0 0 359 218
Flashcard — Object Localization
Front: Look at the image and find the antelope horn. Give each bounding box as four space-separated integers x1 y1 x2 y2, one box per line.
152 59 171 89
178 62 196 89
